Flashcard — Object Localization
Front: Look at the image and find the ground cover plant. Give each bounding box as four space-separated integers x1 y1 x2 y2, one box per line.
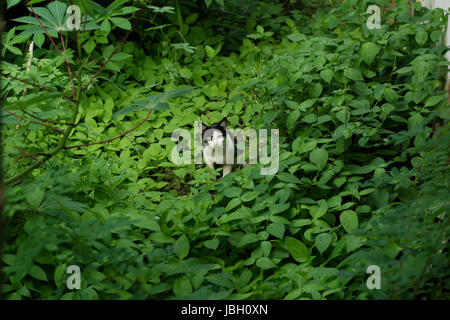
0 0 449 299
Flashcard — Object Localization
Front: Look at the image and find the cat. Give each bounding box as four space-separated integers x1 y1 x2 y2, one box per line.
201 118 237 178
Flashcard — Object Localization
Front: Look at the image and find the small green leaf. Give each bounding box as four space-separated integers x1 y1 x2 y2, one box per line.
7 0 22 10
285 237 309 262
173 235 190 259
360 42 380 65
424 95 444 107
267 222 285 239
131 215 161 232
173 277 192 297
320 69 334 83
204 239 219 250
241 191 259 202
315 233 331 253
340 210 358 233
415 30 428 46
287 109 300 131
256 257 277 269
310 149 328 170
223 187 242 198
430 30 442 41
310 199 328 219
29 265 48 281
110 17 131 30
25 187 45 209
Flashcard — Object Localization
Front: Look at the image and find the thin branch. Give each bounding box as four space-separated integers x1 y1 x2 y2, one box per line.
60 32 76 100
4 110 65 134
18 150 39 161
83 13 88 33
65 108 152 150
82 6 144 90
5 110 25 119
27 1 62 56
20 107 73 126
0 72 77 103
39 123 64 134
5 5 145 185
11 178 23 187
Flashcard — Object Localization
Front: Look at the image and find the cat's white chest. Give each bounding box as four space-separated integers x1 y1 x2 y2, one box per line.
203 132 234 165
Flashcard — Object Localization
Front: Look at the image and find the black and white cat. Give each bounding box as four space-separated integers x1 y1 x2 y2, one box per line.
201 118 236 178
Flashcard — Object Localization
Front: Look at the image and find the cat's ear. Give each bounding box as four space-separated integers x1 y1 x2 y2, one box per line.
201 122 208 133
219 118 228 128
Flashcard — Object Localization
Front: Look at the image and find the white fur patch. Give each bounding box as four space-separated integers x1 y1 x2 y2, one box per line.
203 129 235 176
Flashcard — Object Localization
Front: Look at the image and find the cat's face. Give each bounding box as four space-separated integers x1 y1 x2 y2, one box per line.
203 129 224 148
202 118 228 149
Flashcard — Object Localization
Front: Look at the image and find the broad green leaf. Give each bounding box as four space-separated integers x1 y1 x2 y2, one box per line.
223 186 242 198
25 187 45 209
204 239 219 250
173 235 190 259
131 215 161 232
110 17 131 30
287 109 300 131
267 222 285 239
315 233 331 253
340 210 358 233
173 277 192 297
310 149 328 170
285 237 309 262
29 265 48 281
415 30 428 46
360 42 380 65
256 257 277 269
320 69 334 83
7 0 21 10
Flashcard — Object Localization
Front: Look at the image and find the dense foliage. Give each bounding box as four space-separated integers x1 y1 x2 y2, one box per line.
1 0 449 299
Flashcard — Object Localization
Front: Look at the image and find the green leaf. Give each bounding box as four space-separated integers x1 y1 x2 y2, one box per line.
7 0 21 10
310 149 328 170
110 17 131 30
101 19 111 34
269 203 290 214
310 199 328 219
204 239 219 250
430 30 442 41
267 222 285 239
346 68 364 81
320 69 334 83
25 187 45 209
207 273 234 289
131 215 161 232
287 109 300 131
173 235 190 259
149 232 175 243
173 277 192 297
256 257 277 269
237 233 259 247
223 186 242 198
225 198 241 212
315 233 331 253
285 237 309 262
29 265 48 281
287 33 306 42
415 30 428 46
241 191 259 202
360 42 380 65
340 210 358 233
221 207 251 223
424 95 444 107
277 172 302 184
